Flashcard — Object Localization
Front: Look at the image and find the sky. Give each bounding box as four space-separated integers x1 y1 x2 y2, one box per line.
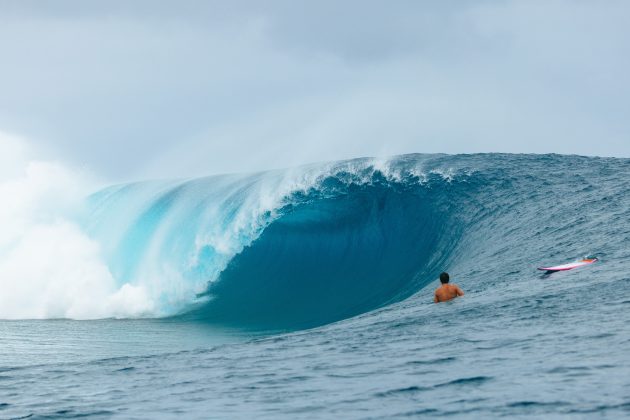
0 0 629 180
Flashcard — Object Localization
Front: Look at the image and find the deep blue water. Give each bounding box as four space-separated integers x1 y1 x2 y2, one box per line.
1 153 629 418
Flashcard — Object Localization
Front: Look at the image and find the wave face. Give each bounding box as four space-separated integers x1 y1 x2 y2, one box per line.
195 173 461 329
82 153 628 329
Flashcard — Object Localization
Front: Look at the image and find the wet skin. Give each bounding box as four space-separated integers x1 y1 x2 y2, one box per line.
434 283 464 303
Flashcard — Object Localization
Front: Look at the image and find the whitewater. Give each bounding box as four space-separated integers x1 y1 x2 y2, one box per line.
1 153 629 418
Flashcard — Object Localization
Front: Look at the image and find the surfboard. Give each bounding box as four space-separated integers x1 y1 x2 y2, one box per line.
538 258 598 272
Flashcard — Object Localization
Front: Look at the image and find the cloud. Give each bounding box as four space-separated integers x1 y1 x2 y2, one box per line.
0 0 628 180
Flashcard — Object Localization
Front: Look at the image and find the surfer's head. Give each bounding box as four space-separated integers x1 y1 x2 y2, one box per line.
440 272 449 284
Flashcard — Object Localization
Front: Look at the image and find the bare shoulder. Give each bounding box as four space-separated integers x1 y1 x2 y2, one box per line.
454 284 464 295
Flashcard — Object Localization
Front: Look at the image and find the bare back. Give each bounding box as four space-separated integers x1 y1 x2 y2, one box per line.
434 283 464 303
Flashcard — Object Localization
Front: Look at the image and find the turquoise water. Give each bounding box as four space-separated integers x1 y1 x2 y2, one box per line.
1 153 629 418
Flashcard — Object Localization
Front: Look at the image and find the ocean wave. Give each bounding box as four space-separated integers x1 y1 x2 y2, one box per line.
84 155 469 322
2 153 626 325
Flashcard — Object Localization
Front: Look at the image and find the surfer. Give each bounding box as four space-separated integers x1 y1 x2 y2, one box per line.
434 272 464 303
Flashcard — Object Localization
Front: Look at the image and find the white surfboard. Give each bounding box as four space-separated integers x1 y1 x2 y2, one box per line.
538 258 598 272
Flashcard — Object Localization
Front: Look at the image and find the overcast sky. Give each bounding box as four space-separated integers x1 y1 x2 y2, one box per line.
0 0 628 180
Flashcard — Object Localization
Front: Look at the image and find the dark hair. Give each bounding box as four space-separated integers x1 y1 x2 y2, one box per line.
440 272 450 284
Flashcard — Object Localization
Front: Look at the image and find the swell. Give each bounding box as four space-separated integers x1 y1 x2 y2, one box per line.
2 153 625 323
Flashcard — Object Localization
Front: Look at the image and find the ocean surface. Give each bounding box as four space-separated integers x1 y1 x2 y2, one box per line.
1 153 629 418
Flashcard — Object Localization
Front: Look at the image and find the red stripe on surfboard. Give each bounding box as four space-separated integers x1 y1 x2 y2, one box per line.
538 258 597 271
